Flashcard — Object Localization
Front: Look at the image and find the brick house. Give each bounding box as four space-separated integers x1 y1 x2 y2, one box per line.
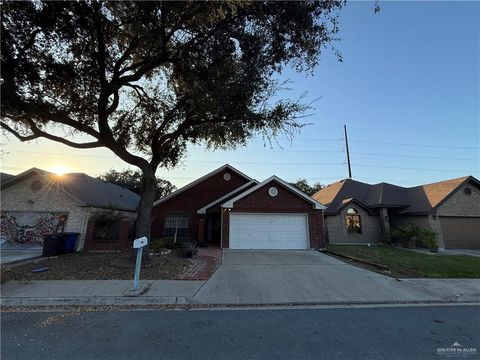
151 165 325 249
1 168 139 250
312 176 480 249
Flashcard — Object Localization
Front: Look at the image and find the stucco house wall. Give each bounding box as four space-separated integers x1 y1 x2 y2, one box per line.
1 174 137 250
326 206 382 245
1 174 88 246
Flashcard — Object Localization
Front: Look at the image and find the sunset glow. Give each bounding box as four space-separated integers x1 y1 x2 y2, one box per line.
49 165 73 177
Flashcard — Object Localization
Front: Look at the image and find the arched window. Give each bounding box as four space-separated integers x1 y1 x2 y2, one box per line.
345 208 362 234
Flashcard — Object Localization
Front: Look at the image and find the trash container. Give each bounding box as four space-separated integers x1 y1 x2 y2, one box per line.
62 232 80 253
42 234 63 257
42 232 80 256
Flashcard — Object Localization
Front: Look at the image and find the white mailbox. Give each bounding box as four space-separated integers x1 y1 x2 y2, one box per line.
133 236 148 249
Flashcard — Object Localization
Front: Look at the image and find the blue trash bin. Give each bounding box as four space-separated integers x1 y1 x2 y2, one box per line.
61 232 80 253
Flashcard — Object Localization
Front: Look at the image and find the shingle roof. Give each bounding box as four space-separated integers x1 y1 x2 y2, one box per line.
2 168 140 211
404 176 470 213
312 176 477 214
0 172 14 184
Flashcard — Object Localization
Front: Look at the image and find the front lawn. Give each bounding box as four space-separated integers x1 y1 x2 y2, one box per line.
326 245 480 278
1 250 192 282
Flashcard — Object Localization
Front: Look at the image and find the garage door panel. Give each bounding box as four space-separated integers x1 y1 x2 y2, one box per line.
229 213 308 250
440 217 480 249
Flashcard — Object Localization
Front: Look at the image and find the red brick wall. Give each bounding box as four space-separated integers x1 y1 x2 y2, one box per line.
221 180 324 249
84 219 132 251
151 168 250 241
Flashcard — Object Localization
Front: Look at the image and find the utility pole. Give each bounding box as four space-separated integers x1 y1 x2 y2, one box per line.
344 124 352 178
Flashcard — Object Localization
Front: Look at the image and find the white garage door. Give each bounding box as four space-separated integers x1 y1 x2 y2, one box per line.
229 213 308 249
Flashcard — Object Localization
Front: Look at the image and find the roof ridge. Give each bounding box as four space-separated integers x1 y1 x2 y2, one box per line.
409 175 470 189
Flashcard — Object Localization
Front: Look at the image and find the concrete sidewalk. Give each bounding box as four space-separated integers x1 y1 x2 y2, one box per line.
1 280 205 306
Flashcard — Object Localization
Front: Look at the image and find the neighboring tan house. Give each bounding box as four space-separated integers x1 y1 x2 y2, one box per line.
152 164 325 250
1 168 139 250
312 176 480 249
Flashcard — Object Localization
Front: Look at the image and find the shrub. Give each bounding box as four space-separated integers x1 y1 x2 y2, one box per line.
178 241 197 258
164 237 190 249
390 229 403 243
149 239 166 253
419 229 438 253
390 223 421 248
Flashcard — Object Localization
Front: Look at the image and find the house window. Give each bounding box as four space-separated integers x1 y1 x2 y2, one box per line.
164 214 190 238
345 208 362 234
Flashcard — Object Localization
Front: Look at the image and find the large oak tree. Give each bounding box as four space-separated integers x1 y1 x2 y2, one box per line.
99 169 175 200
1 1 344 241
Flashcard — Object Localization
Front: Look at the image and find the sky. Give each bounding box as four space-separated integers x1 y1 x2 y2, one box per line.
1 1 479 189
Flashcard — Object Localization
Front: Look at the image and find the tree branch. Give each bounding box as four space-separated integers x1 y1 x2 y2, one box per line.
1 121 103 149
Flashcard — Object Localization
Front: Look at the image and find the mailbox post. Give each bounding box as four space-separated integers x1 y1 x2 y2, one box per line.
133 236 148 290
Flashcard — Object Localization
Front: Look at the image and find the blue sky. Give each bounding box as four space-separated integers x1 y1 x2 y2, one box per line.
2 1 479 188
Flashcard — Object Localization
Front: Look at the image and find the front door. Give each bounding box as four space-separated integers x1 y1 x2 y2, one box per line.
206 213 221 246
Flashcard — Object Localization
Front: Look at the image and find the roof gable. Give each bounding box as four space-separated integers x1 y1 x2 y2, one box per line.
335 197 375 215
404 176 477 213
153 164 252 207
223 175 325 210
197 180 259 214
312 179 346 205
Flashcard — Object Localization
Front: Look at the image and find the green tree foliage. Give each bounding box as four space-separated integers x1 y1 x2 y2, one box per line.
1 1 344 239
99 169 175 200
290 178 324 195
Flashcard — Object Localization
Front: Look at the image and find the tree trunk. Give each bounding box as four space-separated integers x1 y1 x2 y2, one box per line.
135 166 157 259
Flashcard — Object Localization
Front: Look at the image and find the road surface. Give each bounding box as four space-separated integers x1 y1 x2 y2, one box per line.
2 305 479 360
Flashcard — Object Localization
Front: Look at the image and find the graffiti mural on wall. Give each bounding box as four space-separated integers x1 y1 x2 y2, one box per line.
0 212 68 245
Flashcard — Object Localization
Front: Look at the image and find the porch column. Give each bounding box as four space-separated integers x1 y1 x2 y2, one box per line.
379 207 391 242
197 216 205 244
428 213 445 249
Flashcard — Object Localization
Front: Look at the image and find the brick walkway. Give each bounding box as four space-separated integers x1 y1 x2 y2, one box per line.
197 247 222 261
176 247 222 280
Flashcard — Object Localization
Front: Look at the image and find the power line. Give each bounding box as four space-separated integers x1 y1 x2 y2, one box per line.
7 147 479 162
349 139 479 150
356 164 479 173
348 125 477 137
352 151 478 162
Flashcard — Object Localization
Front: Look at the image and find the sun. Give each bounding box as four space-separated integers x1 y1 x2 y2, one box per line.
49 165 73 177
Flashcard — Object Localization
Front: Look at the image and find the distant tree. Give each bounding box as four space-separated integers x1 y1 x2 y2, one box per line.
290 178 324 195
99 169 175 200
1 1 344 242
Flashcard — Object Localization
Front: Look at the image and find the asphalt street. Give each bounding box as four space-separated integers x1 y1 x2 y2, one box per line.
1 305 479 360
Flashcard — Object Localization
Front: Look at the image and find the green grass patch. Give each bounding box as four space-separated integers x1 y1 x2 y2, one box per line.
326 245 480 278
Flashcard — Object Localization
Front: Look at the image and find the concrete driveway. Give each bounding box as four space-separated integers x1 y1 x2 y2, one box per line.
192 250 480 304
0 243 43 265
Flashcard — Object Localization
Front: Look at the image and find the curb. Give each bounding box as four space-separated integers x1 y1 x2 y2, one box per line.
1 296 190 307
1 296 478 308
